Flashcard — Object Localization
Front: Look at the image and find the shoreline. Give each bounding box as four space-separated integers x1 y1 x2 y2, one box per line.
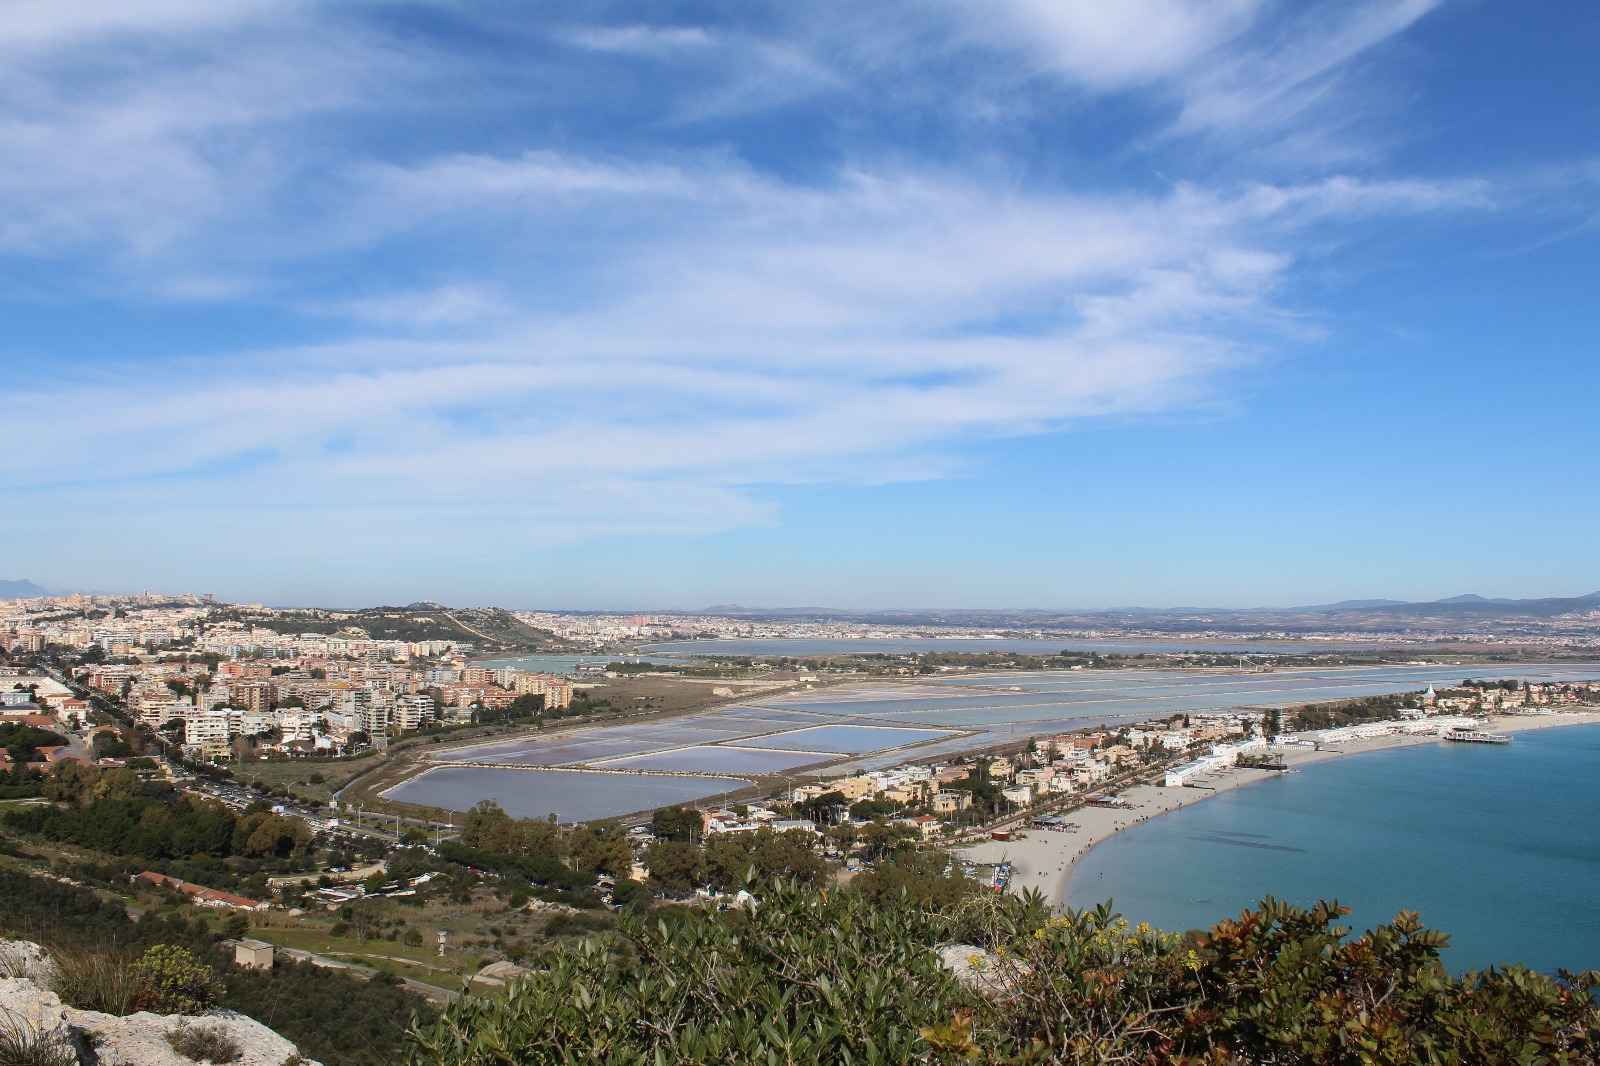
959 711 1600 908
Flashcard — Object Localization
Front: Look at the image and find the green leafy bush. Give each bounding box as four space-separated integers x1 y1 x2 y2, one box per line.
972 896 1600 1064
407 885 1600 1066
407 880 964 1064
128 945 225 1015
540 912 614 939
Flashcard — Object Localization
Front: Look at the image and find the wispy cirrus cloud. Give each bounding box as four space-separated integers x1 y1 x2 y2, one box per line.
8 159 1481 556
0 0 1528 591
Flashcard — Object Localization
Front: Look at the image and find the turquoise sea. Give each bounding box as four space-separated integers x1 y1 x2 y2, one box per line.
1064 723 1600 975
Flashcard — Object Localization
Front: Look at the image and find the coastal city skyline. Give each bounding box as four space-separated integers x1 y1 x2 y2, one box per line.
4 1 1598 608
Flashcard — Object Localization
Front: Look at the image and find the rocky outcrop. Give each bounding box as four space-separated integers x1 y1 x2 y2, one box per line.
0 940 318 1066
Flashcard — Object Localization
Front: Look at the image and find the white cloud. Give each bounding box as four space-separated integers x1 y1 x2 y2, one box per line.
7 152 1479 564
1173 0 1447 137
561 24 714 56
955 0 1267 89
0 0 1514 580
0 0 295 50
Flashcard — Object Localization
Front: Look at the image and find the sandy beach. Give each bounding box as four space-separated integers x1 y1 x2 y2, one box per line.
959 711 1600 908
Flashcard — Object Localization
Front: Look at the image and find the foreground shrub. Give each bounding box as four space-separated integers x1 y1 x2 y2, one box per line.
408 886 1600 1066
128 944 225 1015
406 880 963 1064
963 897 1600 1065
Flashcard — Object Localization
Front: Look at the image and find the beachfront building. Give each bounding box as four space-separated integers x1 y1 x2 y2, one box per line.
1163 737 1266 787
1311 716 1481 745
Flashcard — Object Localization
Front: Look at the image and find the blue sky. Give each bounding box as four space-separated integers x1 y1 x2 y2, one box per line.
3 0 1597 609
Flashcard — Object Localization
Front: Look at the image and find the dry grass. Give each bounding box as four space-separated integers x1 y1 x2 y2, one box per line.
45 944 138 1016
165 1022 242 1064
0 945 40 981
0 1008 76 1066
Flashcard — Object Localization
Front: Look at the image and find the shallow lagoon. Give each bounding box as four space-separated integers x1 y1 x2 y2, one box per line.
386 766 749 821
728 724 953 753
766 665 1600 729
396 663 1600 822
595 746 830 774
641 638 1385 656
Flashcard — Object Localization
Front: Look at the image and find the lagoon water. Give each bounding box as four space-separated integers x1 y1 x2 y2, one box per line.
642 637 1383 657
397 664 1600 818
1064 723 1600 975
386 766 749 822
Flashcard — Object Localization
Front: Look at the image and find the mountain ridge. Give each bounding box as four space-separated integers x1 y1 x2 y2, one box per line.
0 578 48 599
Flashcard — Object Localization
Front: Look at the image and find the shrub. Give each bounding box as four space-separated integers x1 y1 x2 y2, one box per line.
164 1022 242 1063
128 945 225 1015
408 881 961 1064
967 897 1600 1063
541 912 613 939
407 885 1600 1066
0 1009 76 1066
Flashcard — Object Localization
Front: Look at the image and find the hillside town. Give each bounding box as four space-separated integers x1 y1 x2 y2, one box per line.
1 593 572 767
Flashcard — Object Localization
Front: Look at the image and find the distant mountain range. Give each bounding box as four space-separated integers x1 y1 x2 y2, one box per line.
683 592 1600 635
0 578 48 599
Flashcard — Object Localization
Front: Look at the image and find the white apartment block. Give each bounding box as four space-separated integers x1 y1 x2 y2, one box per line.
394 694 435 731
183 711 232 746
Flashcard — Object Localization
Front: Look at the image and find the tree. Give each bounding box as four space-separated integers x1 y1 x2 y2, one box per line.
610 877 653 915
92 766 145 802
650 805 701 842
460 800 510 847
849 797 899 820
567 824 634 878
643 840 702 896
42 759 100 804
1263 707 1282 739
853 820 918 862
796 790 847 825
702 828 828 890
854 849 977 909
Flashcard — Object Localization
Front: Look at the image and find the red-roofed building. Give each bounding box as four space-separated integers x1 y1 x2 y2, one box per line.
136 872 267 911
0 713 59 729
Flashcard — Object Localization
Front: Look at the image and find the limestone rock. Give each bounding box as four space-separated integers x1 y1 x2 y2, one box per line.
934 943 1028 995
